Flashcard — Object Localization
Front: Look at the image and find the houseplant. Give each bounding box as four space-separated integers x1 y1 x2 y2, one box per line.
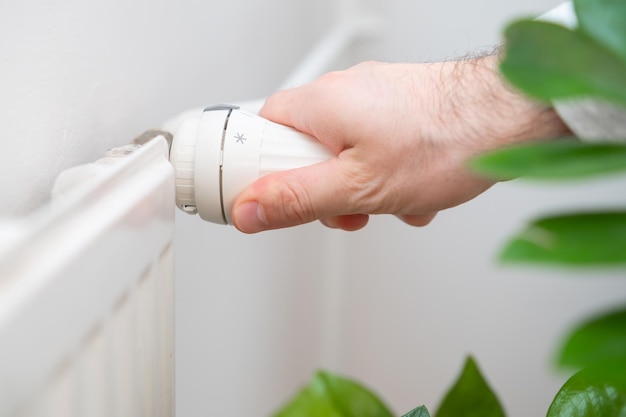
271 0 626 415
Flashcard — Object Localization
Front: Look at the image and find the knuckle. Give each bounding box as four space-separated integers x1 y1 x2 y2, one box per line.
339 151 414 216
262 93 280 109
274 180 315 226
352 60 384 70
314 71 347 94
317 69 344 83
340 160 387 213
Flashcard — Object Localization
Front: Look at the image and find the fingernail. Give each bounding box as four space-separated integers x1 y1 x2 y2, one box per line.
233 201 267 233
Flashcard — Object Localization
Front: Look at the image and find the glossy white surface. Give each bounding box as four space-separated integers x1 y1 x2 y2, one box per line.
171 108 334 224
0 138 175 417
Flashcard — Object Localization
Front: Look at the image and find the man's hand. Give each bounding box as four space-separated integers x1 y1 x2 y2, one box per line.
232 55 570 233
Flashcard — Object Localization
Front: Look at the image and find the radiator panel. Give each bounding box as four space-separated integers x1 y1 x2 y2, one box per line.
0 138 175 417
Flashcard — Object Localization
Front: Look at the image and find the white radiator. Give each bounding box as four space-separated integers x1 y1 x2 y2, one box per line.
0 137 175 417
0 9 377 416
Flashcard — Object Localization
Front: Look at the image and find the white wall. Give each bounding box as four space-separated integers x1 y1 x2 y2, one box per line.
332 1 626 416
333 180 626 416
4 1 626 417
0 0 334 217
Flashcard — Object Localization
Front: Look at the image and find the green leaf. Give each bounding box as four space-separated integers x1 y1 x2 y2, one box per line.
575 0 626 61
547 369 626 417
559 308 626 371
272 371 394 417
500 211 626 266
435 357 506 417
500 20 626 106
471 139 626 181
401 405 431 417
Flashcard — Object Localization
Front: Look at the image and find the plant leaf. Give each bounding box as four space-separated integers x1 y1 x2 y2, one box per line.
471 139 626 181
500 20 626 106
273 385 340 417
559 308 626 371
401 405 431 417
435 357 506 417
575 0 626 61
547 368 626 417
272 370 394 417
500 211 626 266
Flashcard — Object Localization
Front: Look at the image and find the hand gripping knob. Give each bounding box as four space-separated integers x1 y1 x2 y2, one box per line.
169 105 334 224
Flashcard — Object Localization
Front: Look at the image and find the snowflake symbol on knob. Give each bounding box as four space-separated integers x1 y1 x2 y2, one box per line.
234 132 247 144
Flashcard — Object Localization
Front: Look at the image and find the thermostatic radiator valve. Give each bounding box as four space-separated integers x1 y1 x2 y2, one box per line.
168 105 334 225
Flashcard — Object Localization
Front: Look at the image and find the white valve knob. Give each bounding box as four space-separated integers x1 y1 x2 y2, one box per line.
169 105 334 224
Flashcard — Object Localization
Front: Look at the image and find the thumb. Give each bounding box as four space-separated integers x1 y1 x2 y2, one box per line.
231 158 355 233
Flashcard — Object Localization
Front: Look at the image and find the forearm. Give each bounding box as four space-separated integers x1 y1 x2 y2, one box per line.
433 53 571 154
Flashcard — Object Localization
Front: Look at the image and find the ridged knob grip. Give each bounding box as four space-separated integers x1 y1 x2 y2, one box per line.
170 106 334 225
